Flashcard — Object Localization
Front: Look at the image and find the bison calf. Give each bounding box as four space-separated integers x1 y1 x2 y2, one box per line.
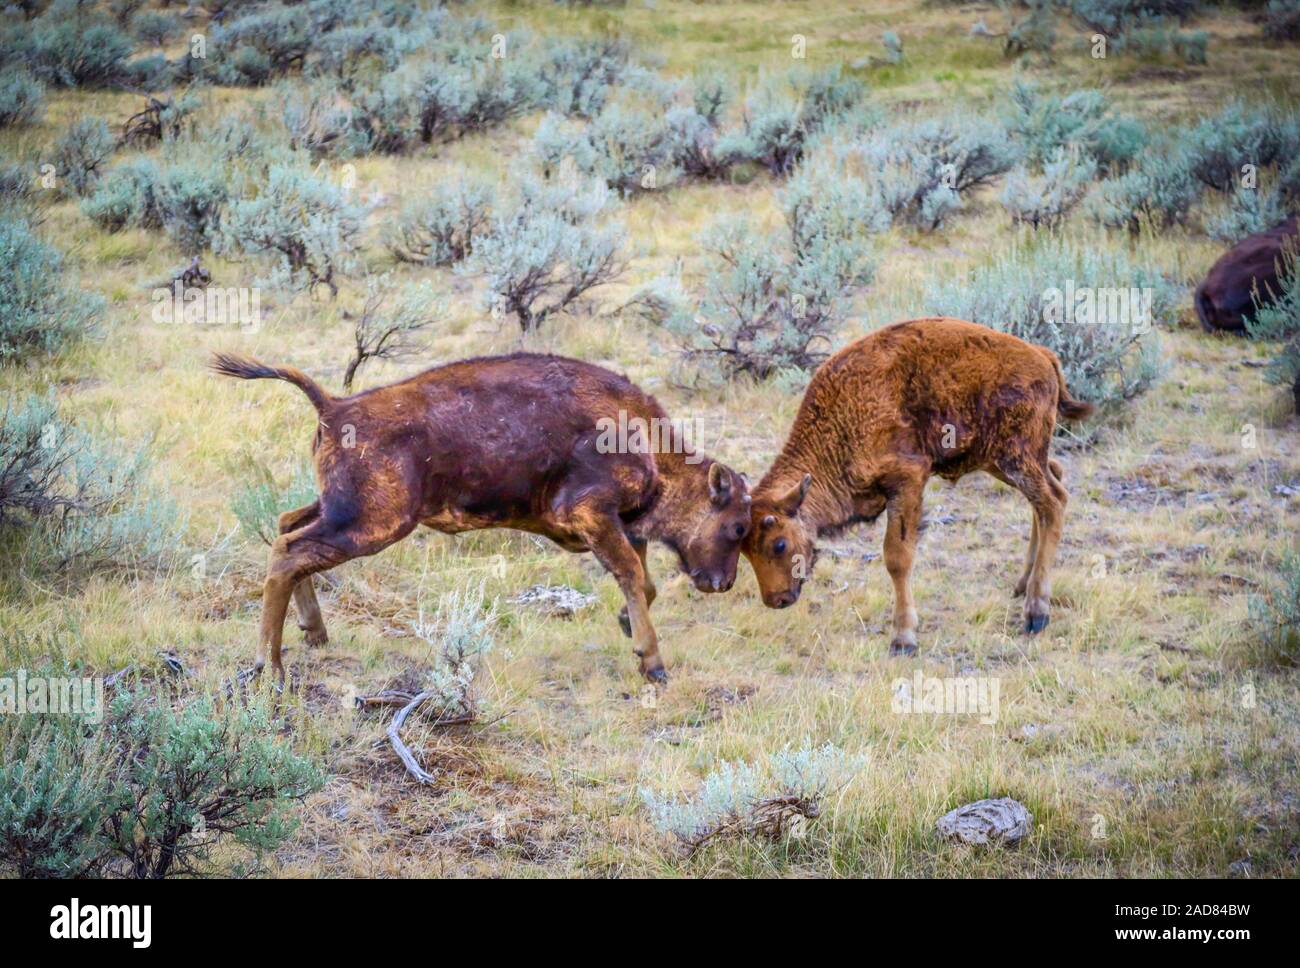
741 317 1093 654
212 352 751 684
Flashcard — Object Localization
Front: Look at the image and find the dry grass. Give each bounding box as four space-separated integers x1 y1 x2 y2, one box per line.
2 1 1298 878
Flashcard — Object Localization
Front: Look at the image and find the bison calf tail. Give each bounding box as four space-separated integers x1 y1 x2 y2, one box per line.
1058 394 1095 421
209 352 334 414
1042 350 1095 422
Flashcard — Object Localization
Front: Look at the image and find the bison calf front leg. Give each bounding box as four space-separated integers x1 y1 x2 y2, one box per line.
618 537 657 639
584 524 666 682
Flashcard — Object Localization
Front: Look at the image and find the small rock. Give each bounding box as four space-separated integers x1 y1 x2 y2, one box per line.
920 509 957 530
936 797 1033 846
1011 722 1065 743
509 584 597 618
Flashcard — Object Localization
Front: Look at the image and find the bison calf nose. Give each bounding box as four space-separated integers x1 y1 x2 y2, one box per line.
770 591 797 608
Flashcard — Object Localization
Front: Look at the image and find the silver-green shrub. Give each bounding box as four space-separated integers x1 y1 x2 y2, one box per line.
717 65 869 177
6 14 134 88
52 118 115 197
343 275 443 391
535 98 678 195
0 70 44 127
1262 0 1300 40
1179 101 1300 193
1089 143 1201 234
1006 81 1146 174
1205 180 1292 243
415 57 541 143
155 160 230 254
779 154 880 285
1245 245 1300 413
230 461 318 545
0 394 182 572
656 212 858 380
1000 147 1097 230
82 158 166 233
225 164 366 296
347 70 420 154
0 686 324 878
640 742 863 853
1249 551 1300 663
0 216 104 362
130 9 179 46
1004 0 1058 58
533 36 630 118
468 173 626 330
386 176 493 266
916 238 1172 407
823 112 1018 232
0 696 119 878
281 81 355 159
410 582 498 721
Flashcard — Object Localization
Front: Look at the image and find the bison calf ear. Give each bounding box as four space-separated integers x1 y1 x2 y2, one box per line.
708 462 732 505
775 473 812 516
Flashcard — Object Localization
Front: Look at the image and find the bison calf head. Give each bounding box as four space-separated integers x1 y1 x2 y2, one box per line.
667 462 752 593
742 473 817 608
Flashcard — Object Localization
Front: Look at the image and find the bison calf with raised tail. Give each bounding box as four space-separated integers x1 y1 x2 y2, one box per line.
211 352 751 685
741 317 1094 655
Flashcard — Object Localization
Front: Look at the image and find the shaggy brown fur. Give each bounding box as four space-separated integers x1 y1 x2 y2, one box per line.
1195 215 1298 333
212 352 751 684
741 317 1094 654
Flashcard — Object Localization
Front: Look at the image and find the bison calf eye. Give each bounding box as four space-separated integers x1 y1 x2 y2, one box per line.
773 538 787 555
733 522 746 539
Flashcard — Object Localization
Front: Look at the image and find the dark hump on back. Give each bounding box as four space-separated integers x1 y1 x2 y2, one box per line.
339 352 667 431
441 352 666 420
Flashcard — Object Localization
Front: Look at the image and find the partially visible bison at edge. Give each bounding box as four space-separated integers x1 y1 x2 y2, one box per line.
1196 215 1298 333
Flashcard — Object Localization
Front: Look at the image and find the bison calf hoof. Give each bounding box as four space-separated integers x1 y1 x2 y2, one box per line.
888 638 918 657
642 665 668 684
618 608 632 639
1024 613 1049 634
302 627 328 647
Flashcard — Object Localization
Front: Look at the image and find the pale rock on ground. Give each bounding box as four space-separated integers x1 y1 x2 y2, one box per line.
936 797 1034 846
509 584 598 618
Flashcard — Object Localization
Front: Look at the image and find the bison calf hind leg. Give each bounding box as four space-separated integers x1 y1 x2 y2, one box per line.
257 512 413 686
883 470 926 657
279 502 329 646
1003 459 1068 634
